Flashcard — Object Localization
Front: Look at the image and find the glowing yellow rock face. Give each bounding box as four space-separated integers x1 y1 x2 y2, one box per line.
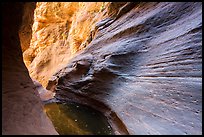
30 2 108 55
30 2 78 51
23 2 109 87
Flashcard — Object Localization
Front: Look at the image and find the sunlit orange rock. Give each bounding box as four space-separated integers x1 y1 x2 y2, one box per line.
23 2 110 87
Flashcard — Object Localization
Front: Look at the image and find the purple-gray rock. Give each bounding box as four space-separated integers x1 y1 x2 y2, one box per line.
53 2 202 135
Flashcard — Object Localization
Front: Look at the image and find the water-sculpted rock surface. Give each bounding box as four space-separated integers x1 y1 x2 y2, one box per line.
51 2 202 135
2 2 202 135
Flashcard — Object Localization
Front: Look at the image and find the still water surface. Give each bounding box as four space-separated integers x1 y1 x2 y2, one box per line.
44 102 113 135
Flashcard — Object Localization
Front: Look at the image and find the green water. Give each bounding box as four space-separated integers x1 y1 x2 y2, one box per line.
44 102 113 135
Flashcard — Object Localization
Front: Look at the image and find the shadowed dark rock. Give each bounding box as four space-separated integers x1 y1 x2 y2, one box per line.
2 2 58 135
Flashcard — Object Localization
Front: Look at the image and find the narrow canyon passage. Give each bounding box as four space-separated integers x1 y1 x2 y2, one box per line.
2 2 202 135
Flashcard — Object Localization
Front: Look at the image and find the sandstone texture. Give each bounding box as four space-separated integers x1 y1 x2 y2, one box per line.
32 79 55 101
3 2 202 135
18 2 36 52
2 2 58 135
23 2 110 87
51 2 202 135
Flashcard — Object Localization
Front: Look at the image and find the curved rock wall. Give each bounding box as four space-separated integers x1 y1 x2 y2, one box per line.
23 2 110 87
18 2 36 52
53 2 202 135
2 2 58 135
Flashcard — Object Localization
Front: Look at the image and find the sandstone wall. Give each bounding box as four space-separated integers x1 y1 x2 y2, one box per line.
10 2 202 135
2 2 58 135
23 2 111 87
52 2 202 135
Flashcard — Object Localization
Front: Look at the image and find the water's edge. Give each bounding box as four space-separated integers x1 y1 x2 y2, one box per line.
43 91 129 135
44 102 113 135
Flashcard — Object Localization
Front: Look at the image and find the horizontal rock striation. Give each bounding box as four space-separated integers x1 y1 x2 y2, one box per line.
52 2 202 135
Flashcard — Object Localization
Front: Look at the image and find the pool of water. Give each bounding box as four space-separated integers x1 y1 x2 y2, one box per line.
44 102 113 135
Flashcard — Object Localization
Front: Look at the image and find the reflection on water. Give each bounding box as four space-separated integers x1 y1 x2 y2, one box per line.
44 102 113 135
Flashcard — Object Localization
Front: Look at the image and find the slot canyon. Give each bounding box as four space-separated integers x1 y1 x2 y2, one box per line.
2 2 202 135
